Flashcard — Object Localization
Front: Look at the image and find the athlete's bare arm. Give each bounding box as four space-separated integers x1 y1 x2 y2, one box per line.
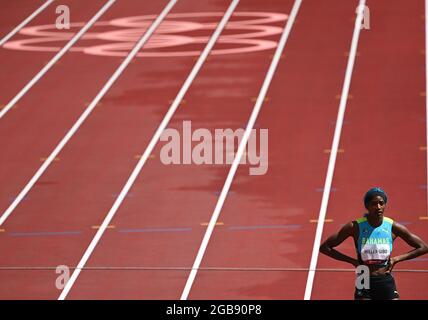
388 222 428 272
320 222 360 267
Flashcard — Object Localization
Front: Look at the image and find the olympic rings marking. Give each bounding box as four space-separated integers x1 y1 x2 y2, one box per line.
3 12 288 57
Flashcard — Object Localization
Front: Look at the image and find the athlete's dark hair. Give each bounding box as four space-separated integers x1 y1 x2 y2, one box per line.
364 187 388 209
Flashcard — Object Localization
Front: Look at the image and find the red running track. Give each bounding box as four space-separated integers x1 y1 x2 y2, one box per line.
0 1 49 40
67 0 295 300
312 0 428 300
188 0 358 299
0 0 427 300
0 0 204 299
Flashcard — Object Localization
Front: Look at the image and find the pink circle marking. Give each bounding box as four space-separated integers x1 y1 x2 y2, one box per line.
3 12 288 57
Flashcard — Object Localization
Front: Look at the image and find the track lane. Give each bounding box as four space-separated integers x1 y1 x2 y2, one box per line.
0 0 49 41
0 0 190 299
311 0 428 300
64 0 295 299
2 0 425 301
0 0 117 120
0 0 108 109
187 0 359 299
0 0 173 221
58 0 238 300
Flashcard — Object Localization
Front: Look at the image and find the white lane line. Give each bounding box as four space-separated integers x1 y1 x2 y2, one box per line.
57 0 240 300
0 0 54 46
0 0 178 227
303 0 366 300
0 0 116 120
425 0 428 219
180 0 302 301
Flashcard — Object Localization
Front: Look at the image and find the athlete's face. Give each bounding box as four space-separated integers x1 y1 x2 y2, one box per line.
367 196 386 218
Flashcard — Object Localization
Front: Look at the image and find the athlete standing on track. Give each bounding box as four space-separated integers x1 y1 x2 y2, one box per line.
319 187 428 300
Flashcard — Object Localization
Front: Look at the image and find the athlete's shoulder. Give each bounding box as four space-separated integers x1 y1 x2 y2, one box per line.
337 221 357 237
348 220 360 240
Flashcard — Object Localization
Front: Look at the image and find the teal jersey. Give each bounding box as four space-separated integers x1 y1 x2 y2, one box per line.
356 215 394 267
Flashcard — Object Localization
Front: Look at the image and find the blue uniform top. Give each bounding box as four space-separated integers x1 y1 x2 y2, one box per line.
356 215 394 267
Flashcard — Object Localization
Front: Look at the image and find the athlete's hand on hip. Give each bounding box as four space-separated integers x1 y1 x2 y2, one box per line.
386 257 398 273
